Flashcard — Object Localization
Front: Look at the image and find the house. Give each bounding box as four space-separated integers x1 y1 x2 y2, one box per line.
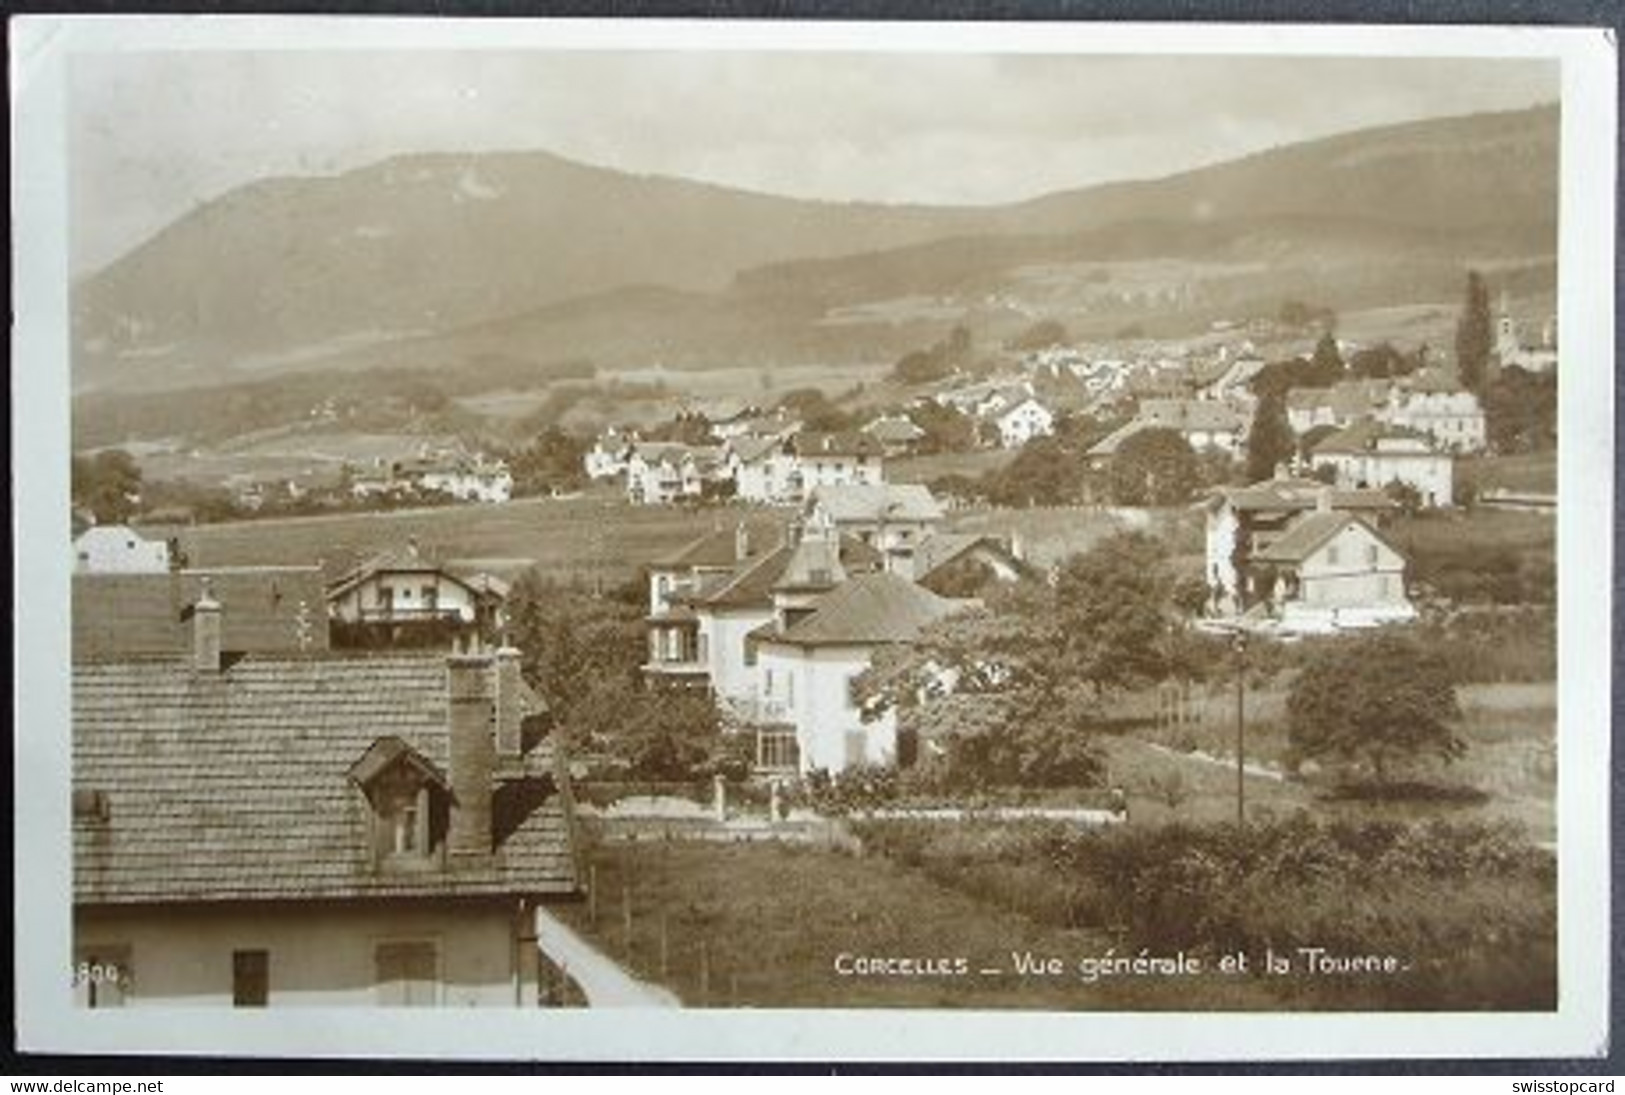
911 533 1032 596
725 436 794 504
644 524 767 689
1495 294 1559 374
806 484 946 573
326 541 508 652
749 571 965 774
74 601 577 1008
991 397 1056 449
625 442 730 505
1203 476 1395 617
1287 376 1486 454
1386 371 1488 453
861 414 927 458
73 525 170 574
1309 419 1455 508
584 429 638 481
1250 506 1416 633
1088 399 1247 460
1194 350 1268 401
784 432 886 500
395 454 513 504
73 566 330 659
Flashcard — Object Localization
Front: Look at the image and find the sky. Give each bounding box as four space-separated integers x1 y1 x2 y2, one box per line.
68 49 1558 274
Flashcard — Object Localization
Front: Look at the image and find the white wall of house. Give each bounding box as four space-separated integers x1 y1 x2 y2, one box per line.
698 607 774 704
626 457 681 505
1387 393 1486 453
757 643 897 773
74 900 535 1007
1284 523 1410 610
793 455 884 497
420 469 512 504
996 400 1055 449
1311 450 1455 507
1204 507 1242 607
331 573 477 622
74 526 170 574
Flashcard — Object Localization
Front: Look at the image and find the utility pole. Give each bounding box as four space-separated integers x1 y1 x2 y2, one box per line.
1233 630 1248 826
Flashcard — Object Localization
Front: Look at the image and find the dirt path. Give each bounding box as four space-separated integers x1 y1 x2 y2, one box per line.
534 908 682 1009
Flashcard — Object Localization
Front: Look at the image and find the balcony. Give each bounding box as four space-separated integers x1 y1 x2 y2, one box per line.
352 607 468 624
729 696 794 726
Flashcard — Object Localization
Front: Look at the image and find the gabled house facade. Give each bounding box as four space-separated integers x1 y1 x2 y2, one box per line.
806 484 946 574
1251 510 1415 633
1309 420 1455 508
784 432 886 501
991 397 1056 449
1203 477 1400 626
327 542 506 652
73 597 577 1008
750 571 965 774
73 525 170 575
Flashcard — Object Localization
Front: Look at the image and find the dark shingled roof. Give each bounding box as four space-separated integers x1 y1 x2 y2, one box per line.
74 652 576 906
765 572 964 647
651 525 758 570
1253 512 1393 565
1209 477 1395 514
911 534 1030 584
789 431 885 459
73 568 329 659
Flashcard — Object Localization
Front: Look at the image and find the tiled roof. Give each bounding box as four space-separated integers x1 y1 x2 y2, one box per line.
327 543 481 600
727 435 783 464
863 417 925 444
911 534 1029 584
1311 418 1435 456
651 525 757 570
73 568 330 659
766 572 964 647
789 432 885 459
1211 477 1395 514
809 484 945 524
1139 399 1244 432
694 545 794 609
1254 512 1381 565
774 535 846 594
74 652 576 906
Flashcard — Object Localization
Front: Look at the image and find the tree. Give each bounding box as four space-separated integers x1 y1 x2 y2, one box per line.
508 426 588 497
1108 428 1198 506
72 449 143 523
854 532 1207 789
1482 366 1557 454
777 388 852 433
1245 389 1295 483
504 572 645 715
1455 270 1494 395
909 400 979 454
1347 342 1416 380
1007 318 1069 351
1310 332 1345 378
985 436 1083 507
1287 631 1464 785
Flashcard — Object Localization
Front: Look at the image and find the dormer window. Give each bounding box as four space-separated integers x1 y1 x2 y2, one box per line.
348 738 450 871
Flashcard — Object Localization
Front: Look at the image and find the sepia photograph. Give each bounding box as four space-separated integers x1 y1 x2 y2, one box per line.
11 15 1615 1062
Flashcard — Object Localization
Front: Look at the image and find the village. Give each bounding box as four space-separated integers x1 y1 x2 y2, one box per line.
68 274 1560 1012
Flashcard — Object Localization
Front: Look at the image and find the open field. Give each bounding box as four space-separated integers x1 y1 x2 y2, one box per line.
887 449 1017 485
1104 681 1555 841
1458 451 1558 496
555 834 1282 1010
150 491 792 585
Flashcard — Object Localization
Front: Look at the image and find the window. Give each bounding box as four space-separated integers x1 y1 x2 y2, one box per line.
378 587 394 614
422 586 438 611
233 949 269 1007
1326 545 1340 566
1366 544 1379 566
375 941 438 1006
74 945 131 1008
785 672 796 706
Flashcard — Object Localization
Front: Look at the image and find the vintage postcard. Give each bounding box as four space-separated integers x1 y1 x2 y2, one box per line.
11 16 1616 1062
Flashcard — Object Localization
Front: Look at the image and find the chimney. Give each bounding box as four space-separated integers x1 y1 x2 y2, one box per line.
735 522 751 562
786 517 804 548
1316 486 1333 514
446 654 495 861
494 646 524 757
1009 530 1026 563
193 580 222 672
